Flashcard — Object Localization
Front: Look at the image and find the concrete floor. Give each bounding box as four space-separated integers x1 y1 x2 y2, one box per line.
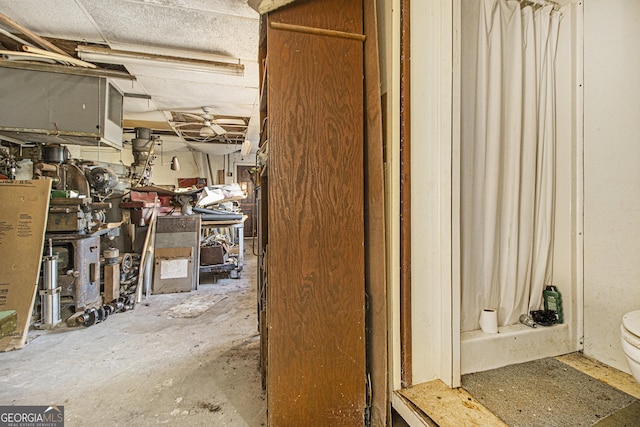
0 241 266 426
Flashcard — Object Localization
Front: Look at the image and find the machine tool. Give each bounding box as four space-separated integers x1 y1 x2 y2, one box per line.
32 144 122 321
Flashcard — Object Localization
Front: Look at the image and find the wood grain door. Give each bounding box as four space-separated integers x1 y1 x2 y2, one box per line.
266 0 366 424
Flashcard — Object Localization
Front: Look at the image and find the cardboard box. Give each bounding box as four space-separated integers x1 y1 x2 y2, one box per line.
200 245 226 266
0 179 51 351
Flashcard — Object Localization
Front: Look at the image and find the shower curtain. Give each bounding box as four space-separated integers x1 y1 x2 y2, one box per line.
460 0 561 331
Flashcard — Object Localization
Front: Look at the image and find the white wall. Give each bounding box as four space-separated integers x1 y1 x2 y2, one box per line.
66 144 134 167
410 0 454 386
49 141 256 189
583 0 640 372
69 145 216 188
81 146 201 186
225 152 256 184
552 2 583 355
376 0 404 395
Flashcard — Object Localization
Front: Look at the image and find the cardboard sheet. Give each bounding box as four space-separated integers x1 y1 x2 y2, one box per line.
0 179 51 351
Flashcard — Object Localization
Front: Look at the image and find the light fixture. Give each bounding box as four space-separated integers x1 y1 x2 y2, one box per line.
199 123 216 137
199 120 227 137
210 122 227 135
170 156 181 171
76 45 244 76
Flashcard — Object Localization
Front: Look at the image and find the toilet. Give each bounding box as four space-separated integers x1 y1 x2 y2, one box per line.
620 310 640 383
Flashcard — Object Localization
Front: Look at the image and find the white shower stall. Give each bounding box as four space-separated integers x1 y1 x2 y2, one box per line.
404 0 583 388
384 1 640 422
457 0 580 374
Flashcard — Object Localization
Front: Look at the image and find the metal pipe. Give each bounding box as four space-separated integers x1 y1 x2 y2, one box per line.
41 254 61 325
0 28 35 47
42 255 57 290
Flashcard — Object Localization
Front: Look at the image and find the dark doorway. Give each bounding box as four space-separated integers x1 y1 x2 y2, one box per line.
236 165 256 237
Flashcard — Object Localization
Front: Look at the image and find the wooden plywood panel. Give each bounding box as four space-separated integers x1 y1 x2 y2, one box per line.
0 179 51 351
400 0 413 389
398 381 507 427
556 353 640 400
363 0 389 424
267 0 365 424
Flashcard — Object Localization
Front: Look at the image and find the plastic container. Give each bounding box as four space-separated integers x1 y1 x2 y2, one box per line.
543 285 563 324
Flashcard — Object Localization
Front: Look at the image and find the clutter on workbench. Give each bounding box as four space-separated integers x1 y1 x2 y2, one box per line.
0 119 249 348
195 184 246 280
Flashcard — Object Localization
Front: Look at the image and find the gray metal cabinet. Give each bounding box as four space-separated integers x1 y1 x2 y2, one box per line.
152 215 201 294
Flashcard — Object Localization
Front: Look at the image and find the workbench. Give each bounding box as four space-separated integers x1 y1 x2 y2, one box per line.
199 215 247 278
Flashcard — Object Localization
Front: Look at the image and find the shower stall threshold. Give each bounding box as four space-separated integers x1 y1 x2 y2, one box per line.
461 322 574 375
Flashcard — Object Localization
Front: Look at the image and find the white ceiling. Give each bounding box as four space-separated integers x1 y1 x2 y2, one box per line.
0 0 261 156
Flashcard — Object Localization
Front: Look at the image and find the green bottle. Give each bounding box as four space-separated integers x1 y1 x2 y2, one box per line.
543 285 563 324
